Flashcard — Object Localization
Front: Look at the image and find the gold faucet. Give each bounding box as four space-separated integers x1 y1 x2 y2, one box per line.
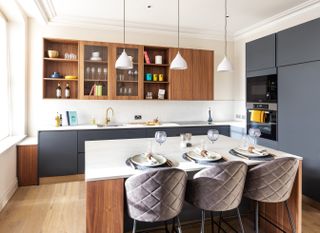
106 107 114 125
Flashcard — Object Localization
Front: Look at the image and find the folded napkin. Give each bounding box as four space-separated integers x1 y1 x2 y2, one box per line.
193 147 217 159
144 153 159 165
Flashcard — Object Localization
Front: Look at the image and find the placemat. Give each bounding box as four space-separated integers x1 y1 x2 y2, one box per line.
229 149 274 161
125 158 173 170
182 153 226 165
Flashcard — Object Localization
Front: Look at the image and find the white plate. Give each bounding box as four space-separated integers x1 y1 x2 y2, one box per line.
233 148 267 157
130 153 167 167
90 57 102 61
186 150 222 162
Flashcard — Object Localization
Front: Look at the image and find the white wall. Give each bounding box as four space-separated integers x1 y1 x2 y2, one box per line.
27 19 236 136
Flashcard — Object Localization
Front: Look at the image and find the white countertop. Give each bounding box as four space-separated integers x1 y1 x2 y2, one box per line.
39 121 246 131
85 135 302 182
17 137 38 145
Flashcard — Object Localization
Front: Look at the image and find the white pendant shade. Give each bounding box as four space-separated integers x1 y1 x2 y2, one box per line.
115 49 133 70
170 51 188 70
217 56 233 72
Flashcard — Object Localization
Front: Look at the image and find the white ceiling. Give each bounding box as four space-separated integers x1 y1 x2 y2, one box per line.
18 0 319 39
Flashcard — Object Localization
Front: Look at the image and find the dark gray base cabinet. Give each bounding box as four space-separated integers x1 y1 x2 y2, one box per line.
39 125 230 177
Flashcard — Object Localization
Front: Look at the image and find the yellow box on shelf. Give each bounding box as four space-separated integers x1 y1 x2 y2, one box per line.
65 75 78 80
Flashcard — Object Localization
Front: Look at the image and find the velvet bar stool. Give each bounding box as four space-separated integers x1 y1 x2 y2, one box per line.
185 161 248 233
125 168 188 233
243 157 299 233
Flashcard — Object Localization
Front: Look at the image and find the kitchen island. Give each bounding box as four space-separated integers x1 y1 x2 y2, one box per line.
85 135 302 233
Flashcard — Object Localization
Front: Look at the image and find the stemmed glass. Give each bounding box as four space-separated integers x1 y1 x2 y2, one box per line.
97 67 102 81
86 67 90 80
207 129 219 144
249 128 261 146
155 131 167 146
91 67 95 80
103 68 108 80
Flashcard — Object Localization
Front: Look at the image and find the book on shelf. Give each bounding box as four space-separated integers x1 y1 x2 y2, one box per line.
144 51 151 64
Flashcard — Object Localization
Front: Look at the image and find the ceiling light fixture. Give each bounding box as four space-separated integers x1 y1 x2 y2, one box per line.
170 0 187 70
217 0 233 72
115 0 132 70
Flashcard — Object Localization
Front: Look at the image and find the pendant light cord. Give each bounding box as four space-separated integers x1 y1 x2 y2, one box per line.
224 0 228 56
123 0 126 46
178 0 180 49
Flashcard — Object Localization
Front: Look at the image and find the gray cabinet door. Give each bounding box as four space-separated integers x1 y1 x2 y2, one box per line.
278 61 320 201
246 34 276 72
277 18 320 66
38 131 78 177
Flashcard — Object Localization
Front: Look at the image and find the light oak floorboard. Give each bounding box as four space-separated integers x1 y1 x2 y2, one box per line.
0 181 318 233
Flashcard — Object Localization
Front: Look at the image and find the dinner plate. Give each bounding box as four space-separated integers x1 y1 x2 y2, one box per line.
233 148 268 157
186 150 222 162
130 153 167 167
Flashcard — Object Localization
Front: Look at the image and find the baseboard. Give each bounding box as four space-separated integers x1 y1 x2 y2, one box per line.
39 174 84 185
0 179 18 212
303 195 320 211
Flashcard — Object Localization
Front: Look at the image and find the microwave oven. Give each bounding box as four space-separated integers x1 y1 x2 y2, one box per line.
246 74 277 103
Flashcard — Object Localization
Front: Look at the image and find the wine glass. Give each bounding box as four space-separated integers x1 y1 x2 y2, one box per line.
86 67 90 80
249 128 261 146
207 129 219 144
103 68 108 80
91 67 95 80
155 131 167 146
97 67 102 80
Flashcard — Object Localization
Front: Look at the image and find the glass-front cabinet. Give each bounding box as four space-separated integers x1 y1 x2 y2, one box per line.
80 42 110 99
113 44 143 99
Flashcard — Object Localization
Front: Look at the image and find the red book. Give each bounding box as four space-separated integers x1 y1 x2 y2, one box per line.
144 51 151 64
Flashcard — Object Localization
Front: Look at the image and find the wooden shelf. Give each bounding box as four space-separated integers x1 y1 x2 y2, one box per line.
84 79 108 82
44 78 78 81
43 97 78 100
144 81 169 84
44 58 78 62
144 63 169 67
84 60 108 64
117 80 138 83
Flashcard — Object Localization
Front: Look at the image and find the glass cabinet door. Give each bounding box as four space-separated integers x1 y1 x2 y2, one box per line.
81 43 109 99
115 46 141 99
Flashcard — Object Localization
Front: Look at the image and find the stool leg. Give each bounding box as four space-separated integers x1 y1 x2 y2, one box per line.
210 211 214 233
236 208 245 233
217 212 222 233
171 217 176 233
132 219 137 233
165 221 170 233
201 210 206 233
176 216 182 233
285 201 296 233
255 201 259 233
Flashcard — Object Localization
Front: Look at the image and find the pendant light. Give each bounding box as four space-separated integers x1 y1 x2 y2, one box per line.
115 0 133 70
217 0 233 72
170 0 188 70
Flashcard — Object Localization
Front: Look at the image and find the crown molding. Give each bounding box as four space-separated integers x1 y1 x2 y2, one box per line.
33 0 49 24
233 0 320 40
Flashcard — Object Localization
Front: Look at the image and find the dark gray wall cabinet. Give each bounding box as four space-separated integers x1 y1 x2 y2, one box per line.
38 131 78 177
277 18 320 67
278 61 320 202
246 34 276 72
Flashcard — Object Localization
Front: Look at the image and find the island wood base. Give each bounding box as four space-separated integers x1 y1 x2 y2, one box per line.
86 162 302 233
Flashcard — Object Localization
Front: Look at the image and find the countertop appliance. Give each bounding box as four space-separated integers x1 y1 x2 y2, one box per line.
247 102 277 141
246 74 277 103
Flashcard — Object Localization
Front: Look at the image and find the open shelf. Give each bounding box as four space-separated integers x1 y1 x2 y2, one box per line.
44 78 78 81
84 60 108 64
144 81 169 84
44 58 78 62
144 63 169 67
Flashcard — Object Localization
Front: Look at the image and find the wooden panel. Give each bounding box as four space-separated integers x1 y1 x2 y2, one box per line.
17 145 38 186
86 179 124 233
192 50 214 100
169 48 193 100
259 160 302 233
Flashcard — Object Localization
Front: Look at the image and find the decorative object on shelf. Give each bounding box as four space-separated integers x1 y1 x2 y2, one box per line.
56 82 62 98
208 107 213 124
64 53 77 60
170 0 187 70
95 84 103 96
155 55 163 64
145 73 152 81
65 83 71 98
66 111 78 126
103 67 108 80
144 51 151 64
217 0 233 72
90 51 102 61
146 91 153 99
50 71 62 78
115 0 132 70
65 75 77 80
48 50 59 58
158 89 165 99
153 74 158 81
159 74 164 82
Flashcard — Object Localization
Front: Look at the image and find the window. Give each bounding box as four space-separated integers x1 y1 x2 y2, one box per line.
0 13 9 140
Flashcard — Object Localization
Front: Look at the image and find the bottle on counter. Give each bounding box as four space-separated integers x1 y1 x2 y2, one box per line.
208 107 213 124
55 112 60 127
56 82 62 98
59 114 63 127
65 83 70 98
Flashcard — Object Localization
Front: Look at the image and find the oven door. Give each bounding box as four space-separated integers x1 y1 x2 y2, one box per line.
247 109 277 141
246 74 277 103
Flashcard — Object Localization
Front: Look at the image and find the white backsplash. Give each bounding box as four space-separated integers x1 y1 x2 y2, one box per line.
29 100 235 136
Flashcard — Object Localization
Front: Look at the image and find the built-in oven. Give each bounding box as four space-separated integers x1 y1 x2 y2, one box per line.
246 74 277 103
247 103 277 141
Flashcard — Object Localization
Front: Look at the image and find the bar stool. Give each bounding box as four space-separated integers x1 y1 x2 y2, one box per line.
125 168 188 233
243 157 299 233
185 161 248 233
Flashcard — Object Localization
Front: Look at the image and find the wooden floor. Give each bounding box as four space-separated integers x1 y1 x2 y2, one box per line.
0 181 319 233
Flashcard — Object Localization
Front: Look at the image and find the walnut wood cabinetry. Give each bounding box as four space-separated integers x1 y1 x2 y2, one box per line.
43 38 214 100
17 145 38 186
